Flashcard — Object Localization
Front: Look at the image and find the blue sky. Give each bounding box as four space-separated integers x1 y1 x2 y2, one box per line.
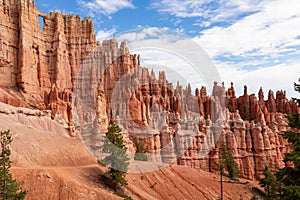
35 0 300 98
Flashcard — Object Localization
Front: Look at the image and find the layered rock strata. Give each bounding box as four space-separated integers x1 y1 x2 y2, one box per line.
0 0 98 130
84 46 297 179
0 1 299 181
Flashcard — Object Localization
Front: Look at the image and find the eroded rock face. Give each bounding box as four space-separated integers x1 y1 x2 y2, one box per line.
86 48 297 179
0 0 299 181
227 84 297 124
0 1 134 135
92 53 299 179
211 110 289 180
0 88 29 108
0 0 99 131
1 0 98 94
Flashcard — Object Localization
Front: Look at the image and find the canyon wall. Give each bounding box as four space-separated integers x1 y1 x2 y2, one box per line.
0 0 299 181
0 0 141 134
91 59 296 179
0 0 98 95
0 0 98 131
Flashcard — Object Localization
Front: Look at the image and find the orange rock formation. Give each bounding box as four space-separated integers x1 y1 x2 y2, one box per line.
0 0 298 183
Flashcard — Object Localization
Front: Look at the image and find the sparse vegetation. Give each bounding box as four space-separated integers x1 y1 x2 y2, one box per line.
241 104 250 121
259 112 300 199
29 104 38 110
259 79 300 199
292 78 300 105
274 112 300 199
259 167 277 199
273 79 300 199
0 130 27 200
251 195 261 200
114 191 133 200
227 104 234 113
100 121 129 191
133 138 148 161
219 142 240 181
218 141 240 200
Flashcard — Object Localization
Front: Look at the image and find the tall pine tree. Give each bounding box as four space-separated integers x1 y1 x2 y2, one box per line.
100 121 129 190
259 166 277 199
274 79 300 199
0 130 27 200
219 142 240 181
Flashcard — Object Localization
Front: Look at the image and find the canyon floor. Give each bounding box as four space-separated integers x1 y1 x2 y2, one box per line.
0 103 261 199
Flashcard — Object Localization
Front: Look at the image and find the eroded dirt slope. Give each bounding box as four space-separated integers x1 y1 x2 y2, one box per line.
0 103 120 199
126 163 258 200
0 103 258 199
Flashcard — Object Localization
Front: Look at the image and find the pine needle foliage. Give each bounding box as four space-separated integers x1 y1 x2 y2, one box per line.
101 122 129 190
0 130 27 200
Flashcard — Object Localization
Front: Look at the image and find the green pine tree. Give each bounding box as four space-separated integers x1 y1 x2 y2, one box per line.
101 121 129 190
259 166 277 199
219 142 240 181
133 138 148 161
0 130 27 200
274 78 300 199
275 115 300 199
227 104 234 113
241 104 251 121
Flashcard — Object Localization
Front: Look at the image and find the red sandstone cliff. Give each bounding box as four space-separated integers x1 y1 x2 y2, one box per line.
0 0 98 94
0 0 299 184
90 59 296 179
0 0 99 132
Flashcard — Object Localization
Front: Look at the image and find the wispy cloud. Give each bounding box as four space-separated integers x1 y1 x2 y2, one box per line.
96 28 117 42
195 0 300 57
152 0 300 58
215 61 299 98
151 0 262 25
117 23 298 97
190 0 300 98
148 0 300 97
119 27 170 41
78 0 135 16
41 3 49 8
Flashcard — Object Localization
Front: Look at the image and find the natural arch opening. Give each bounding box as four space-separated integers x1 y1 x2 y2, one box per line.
38 16 44 31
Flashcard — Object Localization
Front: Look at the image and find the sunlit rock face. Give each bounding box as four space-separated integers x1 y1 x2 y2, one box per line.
0 0 298 180
0 0 98 131
86 47 295 179
1 0 98 93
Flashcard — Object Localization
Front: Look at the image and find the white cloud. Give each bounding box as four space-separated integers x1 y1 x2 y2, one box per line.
187 0 300 98
151 0 203 18
113 1 300 98
215 61 299 98
151 0 263 23
119 27 221 93
115 24 300 100
194 0 300 59
152 0 300 64
41 3 49 8
119 27 170 41
96 28 117 42
78 0 134 16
